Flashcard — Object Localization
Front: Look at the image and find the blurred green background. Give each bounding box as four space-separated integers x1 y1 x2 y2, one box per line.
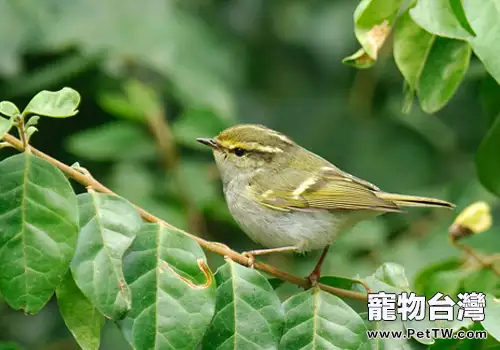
0 0 498 348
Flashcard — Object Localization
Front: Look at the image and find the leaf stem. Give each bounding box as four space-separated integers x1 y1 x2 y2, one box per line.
1 132 368 302
146 105 207 236
14 116 29 151
451 239 500 277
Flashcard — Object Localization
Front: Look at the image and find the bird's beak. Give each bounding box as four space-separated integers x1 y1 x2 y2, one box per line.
196 137 219 149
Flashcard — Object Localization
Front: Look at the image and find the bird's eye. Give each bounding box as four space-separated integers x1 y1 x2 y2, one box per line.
234 148 246 157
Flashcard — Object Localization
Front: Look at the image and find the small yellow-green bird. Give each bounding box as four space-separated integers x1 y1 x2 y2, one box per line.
197 124 454 283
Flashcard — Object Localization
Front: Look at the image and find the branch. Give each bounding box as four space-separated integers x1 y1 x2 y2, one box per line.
452 240 500 277
2 132 368 301
146 107 207 236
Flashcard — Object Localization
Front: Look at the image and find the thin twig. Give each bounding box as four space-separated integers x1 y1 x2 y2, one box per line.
14 116 28 151
452 240 500 277
146 108 207 236
1 132 368 301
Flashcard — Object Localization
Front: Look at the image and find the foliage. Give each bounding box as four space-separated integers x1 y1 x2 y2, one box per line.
0 152 78 314
202 260 282 349
280 289 370 349
1 0 500 349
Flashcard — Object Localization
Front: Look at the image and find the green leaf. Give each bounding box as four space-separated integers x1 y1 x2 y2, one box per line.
26 126 38 141
343 0 402 66
352 0 403 59
65 122 157 161
363 263 470 346
23 87 80 118
0 153 79 313
463 0 500 84
394 12 434 91
479 75 500 126
319 275 369 292
360 313 429 350
280 288 370 350
98 91 144 123
342 48 376 69
449 0 476 36
123 79 163 118
98 79 163 124
410 0 500 85
202 260 283 349
409 0 473 39
0 116 13 139
56 272 104 350
481 294 500 341
434 311 474 334
71 192 141 320
402 81 415 114
268 278 285 290
25 115 40 128
394 11 471 113
414 259 465 299
404 318 435 345
0 101 20 118
417 38 471 113
363 262 411 293
120 223 216 350
0 102 16 139
462 269 500 296
476 115 500 196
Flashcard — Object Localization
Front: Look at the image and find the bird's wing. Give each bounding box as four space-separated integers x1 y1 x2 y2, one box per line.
250 166 401 212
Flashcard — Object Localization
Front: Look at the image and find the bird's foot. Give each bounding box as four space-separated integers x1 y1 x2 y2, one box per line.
304 245 331 288
241 246 298 269
306 270 321 288
241 252 256 268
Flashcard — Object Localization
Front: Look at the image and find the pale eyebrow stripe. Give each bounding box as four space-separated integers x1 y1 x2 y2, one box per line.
230 142 283 153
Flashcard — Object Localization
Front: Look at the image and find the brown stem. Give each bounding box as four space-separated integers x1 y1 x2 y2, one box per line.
1 132 368 301
452 239 500 277
15 116 28 151
147 110 178 169
147 108 207 236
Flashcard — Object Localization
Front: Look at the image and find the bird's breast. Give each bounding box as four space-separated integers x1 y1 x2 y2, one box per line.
223 178 361 252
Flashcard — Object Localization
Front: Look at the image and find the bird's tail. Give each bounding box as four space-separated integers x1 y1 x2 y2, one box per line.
377 192 455 209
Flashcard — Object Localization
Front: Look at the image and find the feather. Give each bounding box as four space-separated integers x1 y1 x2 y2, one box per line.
250 167 402 213
376 193 455 208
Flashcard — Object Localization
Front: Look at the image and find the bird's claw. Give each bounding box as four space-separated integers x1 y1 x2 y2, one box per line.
306 272 320 288
241 252 256 269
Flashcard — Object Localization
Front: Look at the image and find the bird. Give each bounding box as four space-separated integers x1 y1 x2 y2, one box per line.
197 124 454 284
